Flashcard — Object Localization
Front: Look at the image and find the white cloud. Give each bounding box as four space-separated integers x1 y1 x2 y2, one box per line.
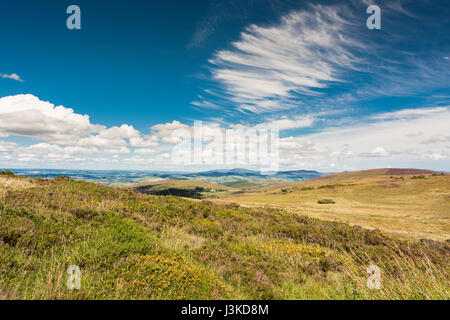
134 148 156 155
426 153 447 160
98 124 140 139
422 134 450 144
0 94 104 144
371 107 448 120
232 115 315 131
207 5 365 113
360 146 389 158
2 93 448 171
151 120 192 145
103 147 131 155
0 141 17 152
278 106 450 170
0 73 23 82
129 135 159 147
152 120 190 136
0 94 164 159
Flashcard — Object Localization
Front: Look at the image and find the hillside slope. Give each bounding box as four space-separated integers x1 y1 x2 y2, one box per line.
218 169 450 241
0 172 448 300
126 179 234 199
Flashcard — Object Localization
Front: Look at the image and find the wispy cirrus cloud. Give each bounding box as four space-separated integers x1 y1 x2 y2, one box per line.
193 0 450 116
0 72 23 82
197 4 368 113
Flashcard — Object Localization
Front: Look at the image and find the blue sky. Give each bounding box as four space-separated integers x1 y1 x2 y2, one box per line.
0 0 449 172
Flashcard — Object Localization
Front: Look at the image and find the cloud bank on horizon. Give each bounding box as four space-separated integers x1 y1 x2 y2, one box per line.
0 93 448 172
0 0 449 172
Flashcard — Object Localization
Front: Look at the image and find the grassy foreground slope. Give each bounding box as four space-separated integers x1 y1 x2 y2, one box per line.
0 172 449 300
219 169 450 242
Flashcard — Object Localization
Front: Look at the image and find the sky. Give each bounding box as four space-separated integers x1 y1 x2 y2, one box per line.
0 0 449 172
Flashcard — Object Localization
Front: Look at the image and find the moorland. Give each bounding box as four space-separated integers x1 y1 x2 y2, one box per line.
0 169 448 299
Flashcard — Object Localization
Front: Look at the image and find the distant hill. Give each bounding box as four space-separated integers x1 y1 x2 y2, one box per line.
126 178 286 199
193 168 321 177
159 168 323 183
126 179 234 199
310 168 439 182
5 168 323 185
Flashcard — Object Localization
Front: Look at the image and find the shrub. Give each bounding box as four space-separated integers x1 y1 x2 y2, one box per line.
105 253 230 299
0 170 15 176
54 175 71 181
318 199 335 204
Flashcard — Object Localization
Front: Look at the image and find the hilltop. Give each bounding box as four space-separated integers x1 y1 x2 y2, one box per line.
0 171 448 300
127 179 287 199
310 168 438 182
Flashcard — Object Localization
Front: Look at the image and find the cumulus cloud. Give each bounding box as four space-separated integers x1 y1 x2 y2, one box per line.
0 95 175 165
360 146 389 158
0 94 104 144
277 106 450 169
134 148 156 155
1 93 448 171
129 135 159 147
151 120 192 145
422 134 450 144
0 141 17 152
0 95 163 159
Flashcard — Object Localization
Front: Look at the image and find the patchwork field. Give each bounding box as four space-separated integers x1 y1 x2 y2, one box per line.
216 169 450 242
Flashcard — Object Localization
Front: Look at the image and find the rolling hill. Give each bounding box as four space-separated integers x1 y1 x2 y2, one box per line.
216 169 450 241
0 170 448 300
126 179 235 199
157 168 323 184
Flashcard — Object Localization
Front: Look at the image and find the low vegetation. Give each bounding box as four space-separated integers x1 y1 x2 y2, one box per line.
0 173 448 299
318 199 335 204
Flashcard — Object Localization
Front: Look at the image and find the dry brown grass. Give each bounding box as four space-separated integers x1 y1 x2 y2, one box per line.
0 176 36 192
218 171 450 241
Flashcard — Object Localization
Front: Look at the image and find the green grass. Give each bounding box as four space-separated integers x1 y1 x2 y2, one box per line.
0 173 449 300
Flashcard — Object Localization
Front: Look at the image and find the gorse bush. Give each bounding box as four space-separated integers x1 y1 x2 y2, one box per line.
318 199 336 204
54 175 71 181
0 170 15 176
0 175 448 299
